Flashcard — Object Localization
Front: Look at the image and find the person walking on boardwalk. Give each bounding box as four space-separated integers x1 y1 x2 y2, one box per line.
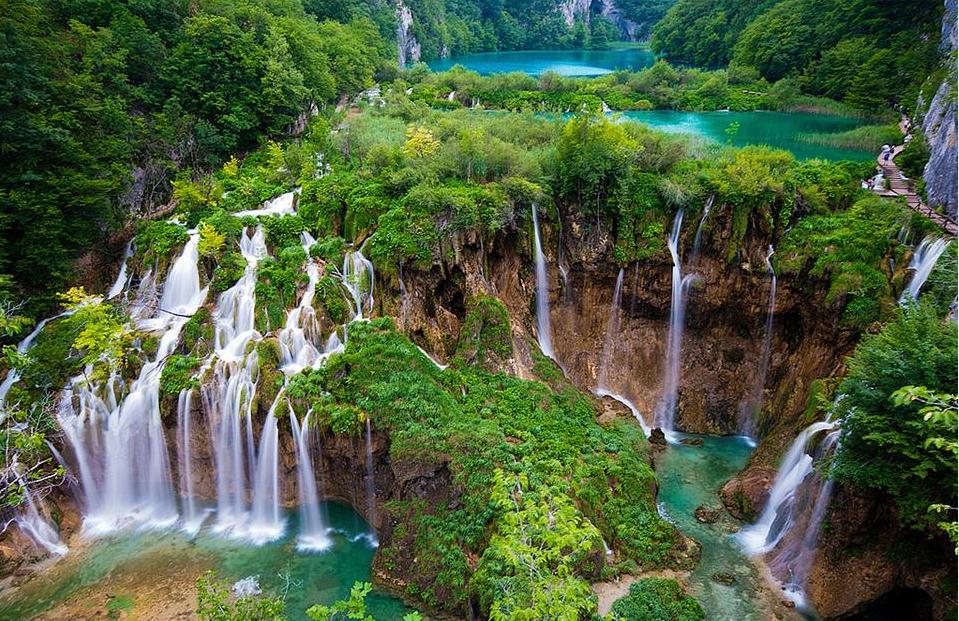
881 144 892 162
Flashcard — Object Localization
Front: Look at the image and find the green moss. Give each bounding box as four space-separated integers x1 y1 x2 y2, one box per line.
135 221 189 260
210 251 247 293
609 578 705 621
255 246 306 332
159 355 200 396
309 236 347 263
454 295 512 369
314 267 350 325
183 308 213 353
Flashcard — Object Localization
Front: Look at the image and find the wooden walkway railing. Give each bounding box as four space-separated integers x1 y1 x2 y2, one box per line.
872 120 957 237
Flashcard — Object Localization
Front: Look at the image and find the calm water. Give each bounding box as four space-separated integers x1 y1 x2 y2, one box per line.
427 48 655 76
656 434 799 621
0 502 410 621
622 110 872 161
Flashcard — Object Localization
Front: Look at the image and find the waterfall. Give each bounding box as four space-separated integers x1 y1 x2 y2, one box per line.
597 268 625 391
15 483 67 556
248 395 284 543
342 250 375 321
291 410 331 551
57 232 207 534
899 236 950 304
655 211 695 432
364 417 378 538
532 204 555 360
233 189 298 219
278 232 325 374
737 418 838 555
691 194 715 258
740 246 777 436
176 389 204 533
106 240 135 300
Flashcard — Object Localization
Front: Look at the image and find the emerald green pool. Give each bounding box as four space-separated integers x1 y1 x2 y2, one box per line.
426 48 655 76
0 502 410 620
655 434 797 620
622 110 873 161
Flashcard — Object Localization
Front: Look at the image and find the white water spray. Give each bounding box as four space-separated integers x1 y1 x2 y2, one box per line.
899 236 949 304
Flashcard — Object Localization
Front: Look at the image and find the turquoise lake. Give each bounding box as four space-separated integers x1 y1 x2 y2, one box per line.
426 47 655 76
621 110 874 161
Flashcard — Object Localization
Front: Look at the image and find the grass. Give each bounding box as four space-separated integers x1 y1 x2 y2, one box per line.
798 123 902 152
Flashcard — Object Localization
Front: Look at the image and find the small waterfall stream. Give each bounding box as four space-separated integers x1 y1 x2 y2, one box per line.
343 251 375 321
740 246 777 436
692 194 715 259
656 210 695 432
531 204 555 360
899 236 949 304
15 484 67 556
176 389 203 533
597 268 624 391
0 310 74 407
106 240 135 300
364 417 378 542
248 396 284 543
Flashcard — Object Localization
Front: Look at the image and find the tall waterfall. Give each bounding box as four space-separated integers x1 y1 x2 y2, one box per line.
279 232 325 374
364 417 378 540
740 246 777 436
176 389 203 533
655 211 695 432
532 204 555 360
899 236 950 304
291 411 331 551
58 232 207 534
248 396 284 543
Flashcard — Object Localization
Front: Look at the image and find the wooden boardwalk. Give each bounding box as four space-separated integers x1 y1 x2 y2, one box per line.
872 121 957 237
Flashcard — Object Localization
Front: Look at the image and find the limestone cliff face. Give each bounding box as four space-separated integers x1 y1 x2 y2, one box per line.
396 0 421 66
557 0 644 40
920 0 957 221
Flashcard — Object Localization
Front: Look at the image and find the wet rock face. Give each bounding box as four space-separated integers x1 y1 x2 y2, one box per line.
921 0 958 221
718 467 775 522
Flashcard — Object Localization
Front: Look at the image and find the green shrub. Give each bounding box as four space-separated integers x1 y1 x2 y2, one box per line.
135 221 189 258
159 355 201 396
210 251 247 293
608 578 705 621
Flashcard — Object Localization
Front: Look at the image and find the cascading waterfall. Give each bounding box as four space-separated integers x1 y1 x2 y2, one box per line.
106 240 135 300
58 233 208 534
655 210 695 432
15 483 67 556
278 232 326 374
342 250 375 321
291 410 331 552
899 236 950 304
531 204 555 360
737 402 842 556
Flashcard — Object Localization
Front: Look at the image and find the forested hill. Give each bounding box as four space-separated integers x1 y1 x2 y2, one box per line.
0 0 392 312
652 0 945 111
307 0 675 59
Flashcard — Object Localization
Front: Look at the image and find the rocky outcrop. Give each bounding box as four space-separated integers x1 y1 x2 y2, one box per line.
396 0 421 66
920 0 958 221
557 0 644 40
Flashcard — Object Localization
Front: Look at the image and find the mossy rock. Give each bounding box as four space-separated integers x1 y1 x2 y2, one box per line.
253 338 285 420
454 295 512 371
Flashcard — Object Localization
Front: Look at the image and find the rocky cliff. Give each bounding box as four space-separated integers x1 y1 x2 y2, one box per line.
921 0 958 221
396 0 421 66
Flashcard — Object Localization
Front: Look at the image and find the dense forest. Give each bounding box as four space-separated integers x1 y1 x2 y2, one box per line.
652 0 945 111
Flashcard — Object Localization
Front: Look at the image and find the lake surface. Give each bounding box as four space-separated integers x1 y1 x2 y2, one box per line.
427 48 655 76
0 502 410 621
621 110 873 161
656 434 800 621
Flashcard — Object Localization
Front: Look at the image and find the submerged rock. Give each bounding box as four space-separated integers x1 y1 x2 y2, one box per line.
694 505 721 524
712 572 737 585
680 437 704 447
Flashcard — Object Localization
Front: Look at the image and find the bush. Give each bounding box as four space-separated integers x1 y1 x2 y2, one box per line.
608 578 705 621
159 355 201 396
833 302 958 530
135 221 189 258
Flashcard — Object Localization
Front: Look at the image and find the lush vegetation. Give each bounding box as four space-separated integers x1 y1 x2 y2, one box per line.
834 302 957 533
652 0 945 113
0 0 392 314
286 318 682 617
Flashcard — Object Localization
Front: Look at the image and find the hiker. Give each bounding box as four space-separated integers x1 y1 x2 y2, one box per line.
881 144 892 161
